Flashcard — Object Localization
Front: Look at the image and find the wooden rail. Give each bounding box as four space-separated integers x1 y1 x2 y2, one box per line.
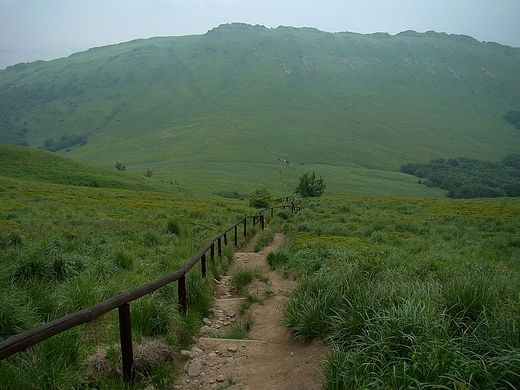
0 202 299 382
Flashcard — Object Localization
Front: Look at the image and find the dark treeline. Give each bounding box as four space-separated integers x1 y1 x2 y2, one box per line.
43 133 88 152
401 154 520 198
504 110 520 129
0 119 28 146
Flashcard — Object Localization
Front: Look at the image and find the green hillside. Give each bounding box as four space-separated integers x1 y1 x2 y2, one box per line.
0 144 172 192
1 23 519 196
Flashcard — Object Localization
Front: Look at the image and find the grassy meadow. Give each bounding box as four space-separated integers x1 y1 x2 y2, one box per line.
1 143 520 389
0 155 260 388
269 196 520 389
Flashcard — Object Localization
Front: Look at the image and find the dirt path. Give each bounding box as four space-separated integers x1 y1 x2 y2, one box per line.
175 233 324 390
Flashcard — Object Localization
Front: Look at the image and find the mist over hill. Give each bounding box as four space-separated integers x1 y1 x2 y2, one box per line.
1 23 519 196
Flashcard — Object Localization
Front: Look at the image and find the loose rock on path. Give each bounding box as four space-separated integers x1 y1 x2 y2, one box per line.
175 233 324 390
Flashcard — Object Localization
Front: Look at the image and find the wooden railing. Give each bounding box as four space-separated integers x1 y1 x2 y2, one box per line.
0 202 299 383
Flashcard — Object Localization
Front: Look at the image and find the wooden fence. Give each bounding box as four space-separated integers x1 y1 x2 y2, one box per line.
0 203 298 383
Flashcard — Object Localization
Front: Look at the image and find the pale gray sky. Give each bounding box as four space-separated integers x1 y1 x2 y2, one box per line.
1 0 520 70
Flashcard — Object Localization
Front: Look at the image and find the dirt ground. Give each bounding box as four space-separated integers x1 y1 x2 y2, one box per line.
175 233 325 390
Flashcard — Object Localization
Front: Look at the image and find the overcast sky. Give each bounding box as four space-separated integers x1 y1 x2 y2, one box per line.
1 0 520 70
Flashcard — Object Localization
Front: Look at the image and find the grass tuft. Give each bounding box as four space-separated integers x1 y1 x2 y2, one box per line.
266 250 289 268
0 230 23 249
254 230 275 252
142 230 161 247
165 220 181 235
230 267 268 291
112 249 134 270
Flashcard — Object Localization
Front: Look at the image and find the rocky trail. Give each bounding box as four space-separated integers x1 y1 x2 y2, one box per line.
175 233 324 389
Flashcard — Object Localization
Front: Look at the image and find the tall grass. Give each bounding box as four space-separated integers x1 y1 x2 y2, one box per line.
278 196 520 389
0 177 255 388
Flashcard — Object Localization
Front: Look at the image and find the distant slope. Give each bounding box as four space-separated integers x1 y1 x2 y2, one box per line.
1 23 519 195
0 144 170 192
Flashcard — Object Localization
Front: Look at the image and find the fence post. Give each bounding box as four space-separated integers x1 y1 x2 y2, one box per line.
210 242 215 260
118 303 134 384
201 253 206 278
178 275 187 315
224 232 228 246
218 237 222 257
261 214 265 230
243 218 247 238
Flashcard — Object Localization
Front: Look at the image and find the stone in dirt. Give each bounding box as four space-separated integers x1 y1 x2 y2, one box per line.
188 359 203 377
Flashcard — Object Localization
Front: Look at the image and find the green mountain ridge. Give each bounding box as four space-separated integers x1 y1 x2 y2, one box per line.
1 23 519 196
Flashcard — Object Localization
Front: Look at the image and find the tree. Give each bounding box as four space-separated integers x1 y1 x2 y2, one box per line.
249 189 271 208
115 162 126 171
144 169 154 178
294 171 326 197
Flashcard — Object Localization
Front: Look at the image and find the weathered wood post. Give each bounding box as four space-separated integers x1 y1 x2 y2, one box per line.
118 303 134 384
218 236 222 257
201 253 206 278
234 225 238 246
178 275 187 314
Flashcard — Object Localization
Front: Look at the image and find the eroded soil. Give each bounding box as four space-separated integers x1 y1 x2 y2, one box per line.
175 233 325 390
